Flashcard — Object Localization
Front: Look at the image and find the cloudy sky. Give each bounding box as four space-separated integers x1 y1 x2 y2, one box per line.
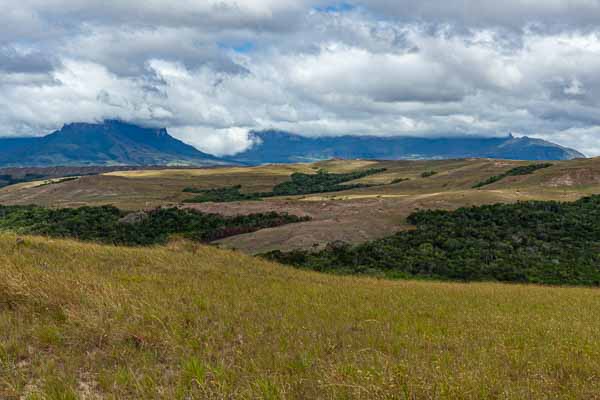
2 1 600 156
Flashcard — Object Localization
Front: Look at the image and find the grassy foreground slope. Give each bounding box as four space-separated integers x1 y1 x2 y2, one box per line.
1 234 600 399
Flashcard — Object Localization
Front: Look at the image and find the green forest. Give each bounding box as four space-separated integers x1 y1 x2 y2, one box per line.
266 168 386 196
183 185 262 203
183 168 386 203
0 205 308 245
264 195 600 286
473 163 552 188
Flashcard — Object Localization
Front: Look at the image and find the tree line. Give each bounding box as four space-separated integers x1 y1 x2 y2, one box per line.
473 163 552 188
264 195 600 286
183 168 387 203
0 205 309 245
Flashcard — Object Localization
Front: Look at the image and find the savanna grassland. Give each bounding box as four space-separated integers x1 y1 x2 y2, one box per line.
2 233 600 399
2 158 600 399
3 157 600 253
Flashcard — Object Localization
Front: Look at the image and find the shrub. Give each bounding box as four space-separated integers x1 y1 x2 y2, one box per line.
421 171 437 178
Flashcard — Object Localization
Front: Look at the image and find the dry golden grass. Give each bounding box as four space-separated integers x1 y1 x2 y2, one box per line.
313 160 380 173
4 158 600 210
1 234 600 399
104 164 316 179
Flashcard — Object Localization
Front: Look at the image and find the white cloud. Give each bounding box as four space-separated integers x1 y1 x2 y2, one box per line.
170 126 258 156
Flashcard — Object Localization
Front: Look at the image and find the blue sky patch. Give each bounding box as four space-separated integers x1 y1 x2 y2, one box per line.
219 42 255 54
315 3 355 13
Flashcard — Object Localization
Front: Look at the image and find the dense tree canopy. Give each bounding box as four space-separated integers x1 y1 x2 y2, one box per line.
264 195 600 286
183 185 262 203
0 205 309 245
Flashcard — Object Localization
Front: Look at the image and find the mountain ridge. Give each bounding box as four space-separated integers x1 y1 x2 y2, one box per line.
0 121 585 167
0 120 231 167
233 130 584 164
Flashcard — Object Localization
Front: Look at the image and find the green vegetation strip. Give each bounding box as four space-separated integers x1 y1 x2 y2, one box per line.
0 174 80 189
0 205 309 245
183 185 262 203
36 176 79 187
183 168 386 203
0 173 46 188
473 163 552 188
264 195 600 286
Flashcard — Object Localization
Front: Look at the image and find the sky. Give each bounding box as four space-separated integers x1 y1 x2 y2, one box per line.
2 1 600 156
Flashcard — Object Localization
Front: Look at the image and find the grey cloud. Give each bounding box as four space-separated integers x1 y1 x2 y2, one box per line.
357 0 600 31
62 26 247 77
2 1 600 156
0 48 55 74
7 0 326 33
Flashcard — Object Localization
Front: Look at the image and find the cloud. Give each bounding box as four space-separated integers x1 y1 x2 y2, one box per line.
169 126 259 156
0 47 55 74
356 0 600 31
1 0 324 35
61 26 247 76
1 1 600 155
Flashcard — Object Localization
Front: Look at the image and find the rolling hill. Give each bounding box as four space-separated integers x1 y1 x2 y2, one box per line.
0 120 231 167
2 158 600 398
1 233 600 398
3 157 600 254
234 130 584 164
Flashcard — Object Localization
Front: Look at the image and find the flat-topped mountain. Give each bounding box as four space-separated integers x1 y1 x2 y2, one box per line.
0 120 230 167
234 131 584 164
0 122 585 167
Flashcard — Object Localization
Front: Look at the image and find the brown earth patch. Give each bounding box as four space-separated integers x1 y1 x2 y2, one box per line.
545 168 600 187
184 190 520 254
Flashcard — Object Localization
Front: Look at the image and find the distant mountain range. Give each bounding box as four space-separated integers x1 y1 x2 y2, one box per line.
0 121 584 167
0 120 228 167
235 131 584 164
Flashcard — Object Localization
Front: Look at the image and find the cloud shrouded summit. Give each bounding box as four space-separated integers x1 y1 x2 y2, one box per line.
1 0 600 155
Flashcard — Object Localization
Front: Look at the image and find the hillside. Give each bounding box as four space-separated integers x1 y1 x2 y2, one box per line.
234 131 584 164
0 166 215 189
266 194 600 285
1 233 600 398
3 158 600 254
0 121 230 167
